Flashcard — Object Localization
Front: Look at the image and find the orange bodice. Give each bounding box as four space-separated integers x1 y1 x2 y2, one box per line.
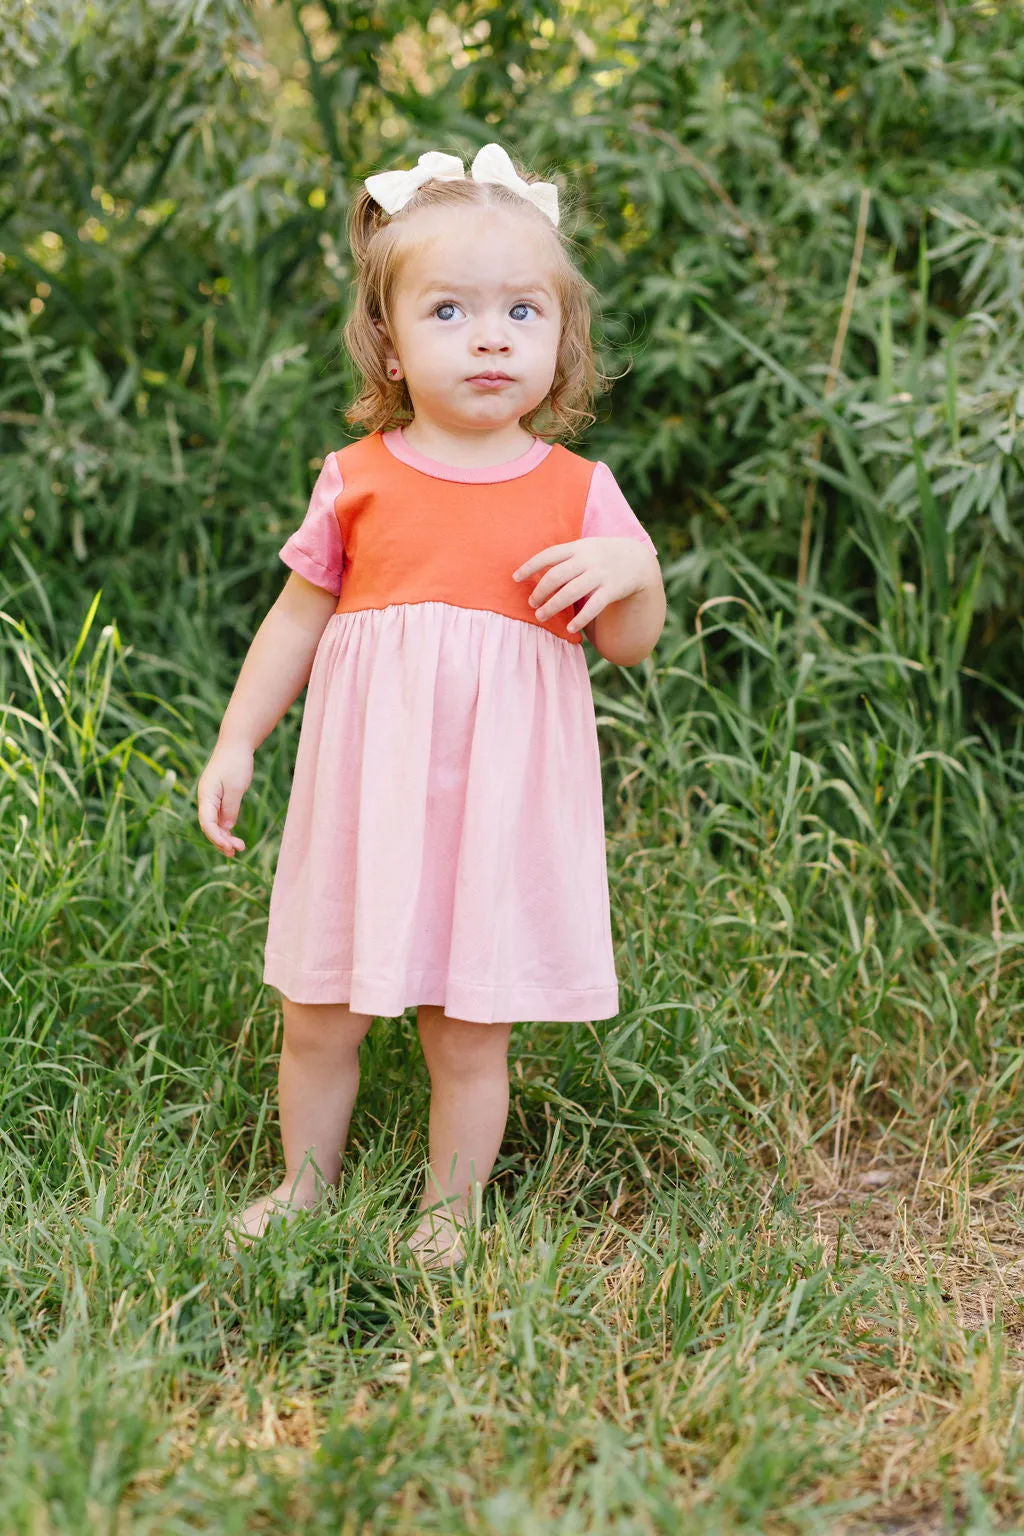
329 431 597 645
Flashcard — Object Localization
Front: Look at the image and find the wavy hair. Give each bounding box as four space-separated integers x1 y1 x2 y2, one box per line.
341 145 612 442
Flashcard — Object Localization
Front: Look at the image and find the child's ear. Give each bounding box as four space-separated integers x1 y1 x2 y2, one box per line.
374 320 401 379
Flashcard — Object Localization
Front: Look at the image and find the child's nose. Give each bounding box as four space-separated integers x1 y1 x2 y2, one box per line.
470 318 512 347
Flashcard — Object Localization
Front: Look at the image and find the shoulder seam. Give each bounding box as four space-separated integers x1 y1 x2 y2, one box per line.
333 433 378 459
553 444 600 489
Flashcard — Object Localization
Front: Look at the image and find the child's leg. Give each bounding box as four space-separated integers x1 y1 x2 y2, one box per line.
278 997 373 1197
410 1004 512 1258
233 997 373 1241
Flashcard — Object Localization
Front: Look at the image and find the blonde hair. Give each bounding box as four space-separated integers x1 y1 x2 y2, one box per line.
341 146 611 442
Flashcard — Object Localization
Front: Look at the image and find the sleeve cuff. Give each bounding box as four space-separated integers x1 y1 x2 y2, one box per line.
279 543 343 595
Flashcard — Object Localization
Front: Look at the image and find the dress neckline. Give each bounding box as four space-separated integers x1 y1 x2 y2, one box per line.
380 426 553 483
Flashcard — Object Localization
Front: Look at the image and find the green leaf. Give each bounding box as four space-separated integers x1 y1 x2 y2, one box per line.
950 548 984 674
767 883 795 934
947 471 978 534
912 436 949 614
877 253 895 402
695 301 880 513
944 333 960 452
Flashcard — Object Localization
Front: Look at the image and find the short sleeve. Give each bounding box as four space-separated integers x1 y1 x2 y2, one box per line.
278 452 346 595
575 462 657 616
581 462 657 551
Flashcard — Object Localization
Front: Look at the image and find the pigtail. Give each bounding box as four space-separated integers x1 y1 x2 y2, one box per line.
346 186 390 271
342 185 411 432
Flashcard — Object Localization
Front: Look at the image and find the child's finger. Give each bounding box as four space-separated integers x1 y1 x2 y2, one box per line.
219 790 247 854
198 783 242 854
197 784 223 837
220 787 243 831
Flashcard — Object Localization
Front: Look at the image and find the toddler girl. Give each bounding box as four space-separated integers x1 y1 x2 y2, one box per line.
197 142 665 1268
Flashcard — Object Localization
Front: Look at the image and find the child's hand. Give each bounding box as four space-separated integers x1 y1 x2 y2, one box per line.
512 538 658 633
197 741 254 857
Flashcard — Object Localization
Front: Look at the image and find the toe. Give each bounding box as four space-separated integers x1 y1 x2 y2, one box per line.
406 1214 466 1269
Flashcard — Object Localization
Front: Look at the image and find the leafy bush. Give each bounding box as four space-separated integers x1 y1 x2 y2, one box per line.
2 0 1022 678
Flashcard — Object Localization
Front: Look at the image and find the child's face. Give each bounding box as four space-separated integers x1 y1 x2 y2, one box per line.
379 206 562 434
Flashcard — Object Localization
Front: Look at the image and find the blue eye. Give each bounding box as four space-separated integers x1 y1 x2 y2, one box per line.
430 301 539 321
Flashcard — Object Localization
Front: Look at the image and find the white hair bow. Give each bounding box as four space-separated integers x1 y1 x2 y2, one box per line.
363 142 559 226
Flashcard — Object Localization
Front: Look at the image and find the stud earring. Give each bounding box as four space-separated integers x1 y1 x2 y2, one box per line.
390 368 399 377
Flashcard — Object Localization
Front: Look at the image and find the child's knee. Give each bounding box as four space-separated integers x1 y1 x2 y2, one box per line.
282 996 372 1056
417 1012 511 1079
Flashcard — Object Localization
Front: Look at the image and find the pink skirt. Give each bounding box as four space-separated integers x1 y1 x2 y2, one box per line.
262 601 620 1024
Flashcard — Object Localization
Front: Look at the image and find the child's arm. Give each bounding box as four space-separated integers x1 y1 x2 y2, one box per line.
583 546 665 666
197 573 337 857
217 572 338 751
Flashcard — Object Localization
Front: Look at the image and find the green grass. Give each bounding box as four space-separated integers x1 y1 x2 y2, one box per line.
4 546 1024 1533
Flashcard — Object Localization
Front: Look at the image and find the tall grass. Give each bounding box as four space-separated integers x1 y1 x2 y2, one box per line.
5 492 1024 1526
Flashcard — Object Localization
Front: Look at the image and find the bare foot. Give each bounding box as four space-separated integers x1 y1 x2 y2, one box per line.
225 1181 319 1254
405 1208 467 1270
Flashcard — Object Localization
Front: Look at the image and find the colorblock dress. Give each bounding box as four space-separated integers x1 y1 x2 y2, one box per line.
262 426 658 1025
